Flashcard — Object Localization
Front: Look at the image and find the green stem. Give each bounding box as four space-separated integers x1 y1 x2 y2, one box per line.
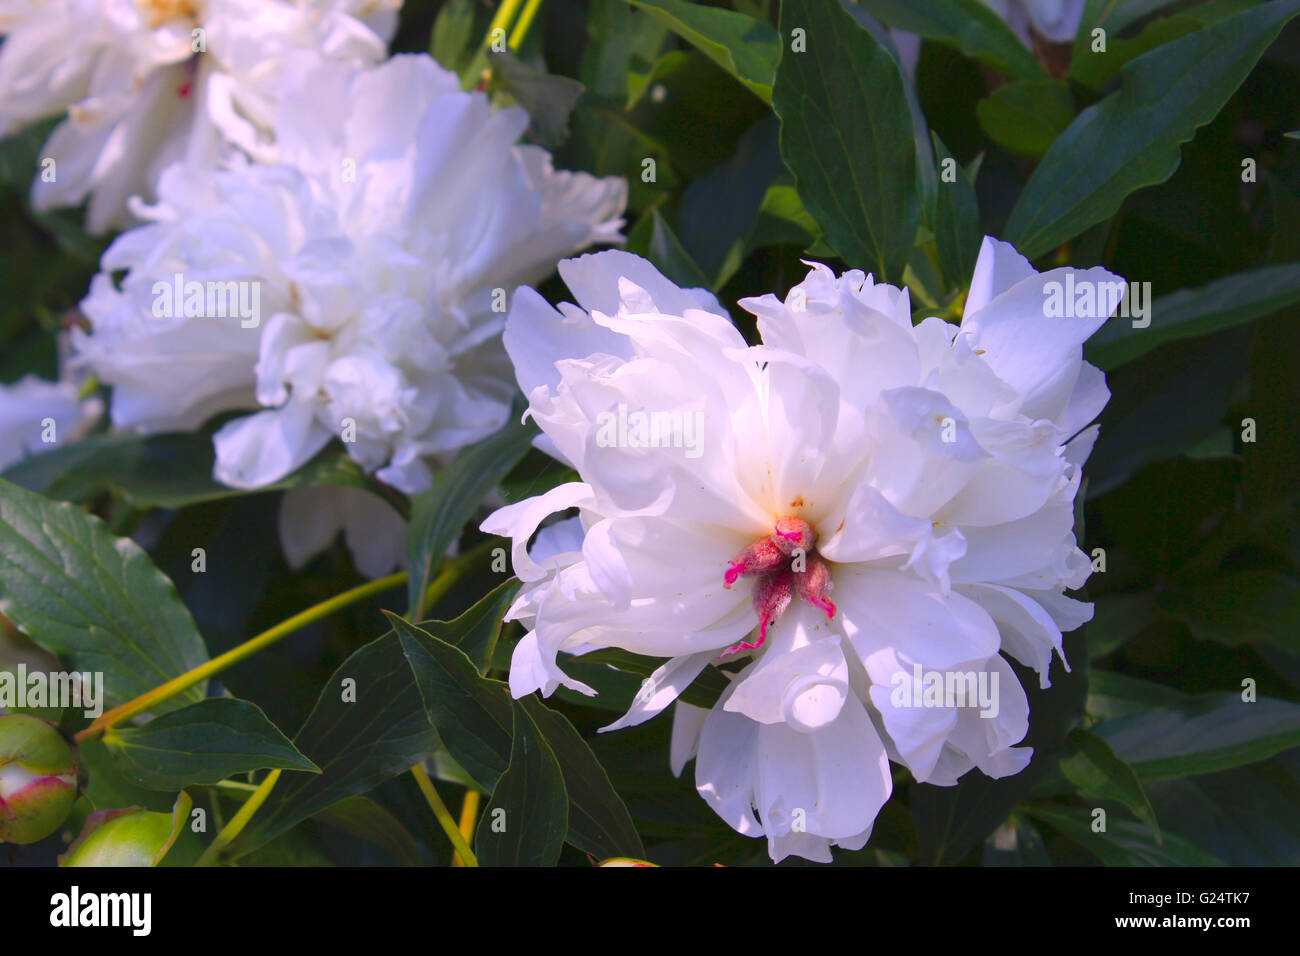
197 770 281 866
78 538 501 743
485 0 525 48
453 789 481 867
413 537 498 619
76 571 407 742
507 0 545 50
411 765 478 867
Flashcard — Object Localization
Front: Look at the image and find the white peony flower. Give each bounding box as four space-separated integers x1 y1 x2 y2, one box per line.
0 374 101 471
71 52 624 572
483 240 1117 862
278 484 405 579
0 0 399 232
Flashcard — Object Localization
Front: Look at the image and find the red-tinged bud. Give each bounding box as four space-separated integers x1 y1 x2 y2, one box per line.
0 714 80 845
60 792 192 867
596 857 659 867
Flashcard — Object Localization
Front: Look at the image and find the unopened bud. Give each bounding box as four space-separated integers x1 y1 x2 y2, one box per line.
0 714 80 845
60 792 190 867
596 857 659 866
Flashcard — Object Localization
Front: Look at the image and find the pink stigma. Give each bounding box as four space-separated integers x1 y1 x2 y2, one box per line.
720 516 835 657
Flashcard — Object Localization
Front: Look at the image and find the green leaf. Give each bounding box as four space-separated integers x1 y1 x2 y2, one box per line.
475 700 568 866
404 411 535 617
1087 592 1157 661
625 0 779 102
1104 0 1204 35
1093 684 1300 780
1084 332 1251 497
1 430 384 511
581 0 665 104
1024 803 1223 865
625 48 690 108
225 632 438 858
1243 307 1300 509
1086 263 1300 370
419 578 522 675
928 134 982 293
1005 0 1300 259
1069 0 1256 91
1145 753 1300 866
853 0 1048 81
1085 671 1193 721
430 0 479 77
772 0 919 283
103 698 318 791
645 207 711 290
1159 570 1300 655
488 52 585 149
847 5 936 229
0 477 208 713
748 181 820 251
911 769 1038 865
976 80 1074 158
675 115 782 286
314 795 422 867
78 739 177 813
392 613 513 790
0 119 59 189
520 698 644 860
1058 729 1160 840
393 615 644 858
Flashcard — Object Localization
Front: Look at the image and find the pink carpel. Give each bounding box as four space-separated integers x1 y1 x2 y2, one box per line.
720 517 836 657
722 537 785 589
722 569 792 656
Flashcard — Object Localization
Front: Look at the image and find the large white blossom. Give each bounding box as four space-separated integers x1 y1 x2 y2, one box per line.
483 240 1117 862
0 0 399 232
71 52 624 573
73 53 625 490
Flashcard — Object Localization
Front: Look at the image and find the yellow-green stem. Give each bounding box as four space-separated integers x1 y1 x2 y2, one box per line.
411 764 478 867
485 0 525 47
507 0 544 50
197 769 281 866
413 537 497 619
76 571 407 743
452 789 482 867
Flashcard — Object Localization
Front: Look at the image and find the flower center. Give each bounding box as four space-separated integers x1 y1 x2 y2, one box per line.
135 0 201 29
722 516 836 655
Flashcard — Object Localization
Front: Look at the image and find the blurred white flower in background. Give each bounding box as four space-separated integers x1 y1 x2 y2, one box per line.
893 0 1085 75
1000 0 1087 44
0 0 400 232
0 372 101 471
484 240 1117 862
72 53 625 573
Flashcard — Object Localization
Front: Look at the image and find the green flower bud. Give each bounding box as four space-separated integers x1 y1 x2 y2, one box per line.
0 714 80 845
59 792 191 867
